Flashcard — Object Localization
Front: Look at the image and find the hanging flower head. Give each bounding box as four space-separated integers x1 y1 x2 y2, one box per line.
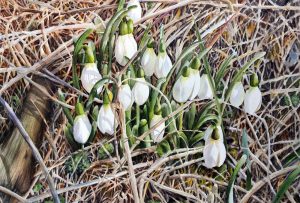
141 40 157 77
230 81 245 108
203 125 226 168
118 79 134 110
132 68 150 105
97 89 118 135
115 19 137 66
150 103 165 143
127 0 142 23
198 74 214 100
172 66 195 103
154 39 172 78
81 45 102 93
189 57 201 100
73 103 92 144
244 73 262 115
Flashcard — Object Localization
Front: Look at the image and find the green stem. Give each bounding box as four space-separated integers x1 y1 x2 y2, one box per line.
179 103 184 131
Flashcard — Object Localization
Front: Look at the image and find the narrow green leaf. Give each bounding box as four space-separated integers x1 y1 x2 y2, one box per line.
226 154 247 203
215 54 235 89
149 78 166 121
272 166 300 203
58 89 74 125
241 128 252 190
283 147 300 167
85 77 111 111
117 0 125 11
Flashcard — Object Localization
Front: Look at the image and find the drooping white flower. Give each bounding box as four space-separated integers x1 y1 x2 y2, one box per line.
244 86 262 115
203 125 226 168
150 114 165 143
198 74 214 100
127 0 142 23
73 103 92 144
132 78 149 105
155 50 172 78
97 104 117 135
115 34 137 66
229 82 245 108
81 63 102 93
118 84 134 110
189 69 201 100
172 67 194 103
141 47 157 76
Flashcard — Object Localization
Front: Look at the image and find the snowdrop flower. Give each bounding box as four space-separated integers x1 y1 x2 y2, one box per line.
141 42 157 76
115 20 137 66
150 114 165 143
132 69 149 105
172 66 194 103
127 0 142 23
81 63 102 93
97 90 118 135
155 42 172 78
203 125 226 168
73 103 92 144
118 83 134 110
189 58 201 100
244 73 262 115
81 45 102 93
198 74 214 100
229 82 245 108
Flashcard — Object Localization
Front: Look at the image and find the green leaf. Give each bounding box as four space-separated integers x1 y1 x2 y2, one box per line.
64 123 80 150
283 147 300 167
58 89 74 125
184 102 196 130
149 78 166 121
72 29 93 89
241 128 252 190
117 0 125 11
272 166 300 203
33 183 43 193
98 143 115 159
85 77 111 111
226 154 247 203
156 140 171 157
189 132 204 147
87 121 97 144
215 54 235 89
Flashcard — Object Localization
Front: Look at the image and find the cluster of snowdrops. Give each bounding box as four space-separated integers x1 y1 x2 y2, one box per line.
60 0 264 169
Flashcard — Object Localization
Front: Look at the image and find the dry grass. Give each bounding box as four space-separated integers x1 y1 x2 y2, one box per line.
0 0 300 202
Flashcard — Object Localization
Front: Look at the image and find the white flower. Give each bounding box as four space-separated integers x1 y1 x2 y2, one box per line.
229 82 245 108
203 126 226 168
172 72 194 103
141 47 157 76
189 69 201 100
198 74 213 100
244 86 262 115
127 0 142 23
155 51 172 78
118 84 134 110
115 34 137 66
73 114 92 144
97 104 117 135
132 78 149 105
150 114 165 143
81 63 102 93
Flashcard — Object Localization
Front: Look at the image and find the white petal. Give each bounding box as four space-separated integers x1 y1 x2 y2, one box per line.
81 63 102 93
189 69 201 100
198 74 214 100
127 0 142 23
230 82 245 108
150 115 165 143
172 75 194 103
141 48 156 76
244 86 262 115
204 126 214 142
204 142 219 168
118 84 134 110
73 114 92 144
155 52 172 78
216 141 226 167
97 105 117 135
115 35 127 66
132 78 149 105
125 34 137 59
